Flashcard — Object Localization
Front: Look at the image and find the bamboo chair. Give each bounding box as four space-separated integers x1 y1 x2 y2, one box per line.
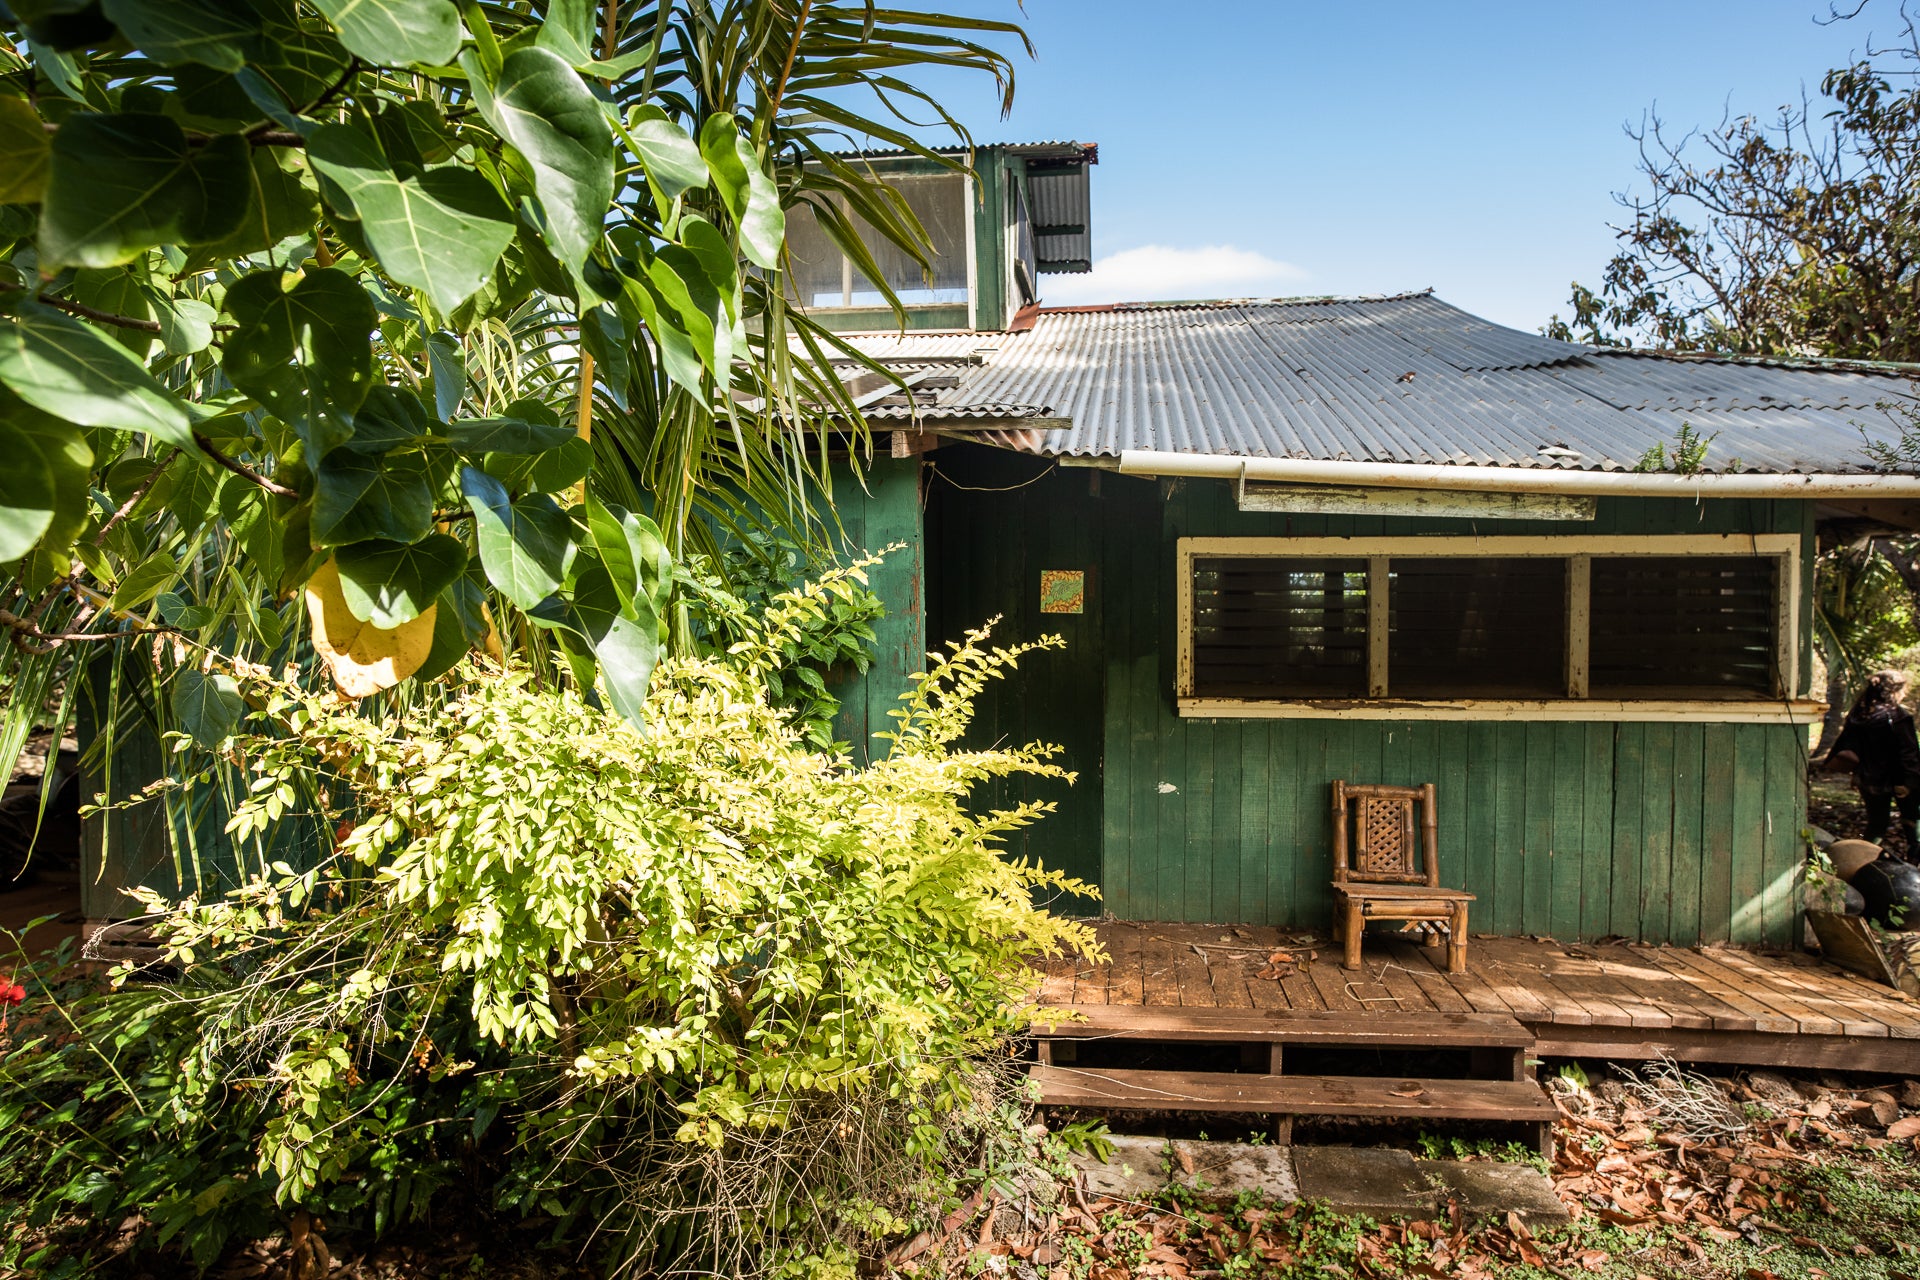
1330 780 1473 974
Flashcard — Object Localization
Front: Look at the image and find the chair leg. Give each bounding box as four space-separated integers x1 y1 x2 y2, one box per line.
1447 902 1468 974
1422 921 1442 949
1342 900 1364 970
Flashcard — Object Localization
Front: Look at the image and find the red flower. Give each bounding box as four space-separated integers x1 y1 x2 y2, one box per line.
0 980 25 1008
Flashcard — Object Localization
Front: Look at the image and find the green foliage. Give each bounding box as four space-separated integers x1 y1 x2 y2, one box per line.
0 0 1027 791
687 532 886 747
1 572 1096 1274
1816 541 1920 690
1545 31 1920 362
1631 422 1725 476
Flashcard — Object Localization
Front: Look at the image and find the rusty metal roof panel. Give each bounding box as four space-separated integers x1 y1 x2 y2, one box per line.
834 293 1914 474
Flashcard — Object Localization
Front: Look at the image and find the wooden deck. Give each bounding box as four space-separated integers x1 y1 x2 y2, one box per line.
1034 921 1920 1075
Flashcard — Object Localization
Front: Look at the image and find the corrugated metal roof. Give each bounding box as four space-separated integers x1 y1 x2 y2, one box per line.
822 140 1097 163
1029 168 1092 274
834 293 1917 474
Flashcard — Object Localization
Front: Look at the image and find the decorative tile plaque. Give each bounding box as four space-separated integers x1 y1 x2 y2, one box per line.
1040 569 1085 614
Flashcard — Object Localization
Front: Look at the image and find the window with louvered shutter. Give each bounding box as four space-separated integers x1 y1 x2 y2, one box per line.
1192 557 1369 696
1589 555 1777 697
1387 557 1567 698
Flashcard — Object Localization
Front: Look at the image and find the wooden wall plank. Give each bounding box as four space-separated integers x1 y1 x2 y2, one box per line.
1610 724 1647 939
1638 725 1677 940
1729 722 1769 943
1523 722 1556 934
1701 724 1737 944
1435 722 1471 898
1236 723 1267 925
1579 723 1615 936
1550 723 1586 940
1491 725 1526 934
1762 725 1807 945
1668 723 1706 945
1464 722 1501 929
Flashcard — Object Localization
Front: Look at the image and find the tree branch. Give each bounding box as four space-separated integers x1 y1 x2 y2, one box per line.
192 434 300 500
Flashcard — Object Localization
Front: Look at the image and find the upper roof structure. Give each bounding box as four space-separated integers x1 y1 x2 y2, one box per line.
832 291 1917 476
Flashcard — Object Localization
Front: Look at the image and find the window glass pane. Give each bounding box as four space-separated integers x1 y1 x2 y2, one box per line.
782 174 970 309
1387 557 1566 698
1193 557 1368 697
783 199 848 308
1589 556 1777 697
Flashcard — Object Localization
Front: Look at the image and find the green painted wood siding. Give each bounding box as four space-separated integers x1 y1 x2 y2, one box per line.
827 457 928 765
924 445 1813 945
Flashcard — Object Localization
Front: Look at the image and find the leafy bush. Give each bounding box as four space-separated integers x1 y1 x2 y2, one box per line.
0 569 1096 1276
685 532 886 748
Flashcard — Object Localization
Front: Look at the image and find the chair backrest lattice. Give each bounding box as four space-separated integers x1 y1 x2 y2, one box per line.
1332 780 1440 887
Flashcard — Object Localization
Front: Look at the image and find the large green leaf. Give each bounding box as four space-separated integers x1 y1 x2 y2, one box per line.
222 267 377 418
583 497 669 615
100 0 264 70
694 115 784 268
594 609 659 725
0 418 57 562
730 134 785 271
348 385 435 452
533 0 594 67
109 549 181 610
0 305 196 445
155 296 217 356
171 667 247 750
626 106 708 200
309 123 516 314
0 97 50 204
426 330 464 421
580 305 631 410
40 113 251 268
333 533 467 628
462 465 569 609
473 47 613 273
309 0 461 68
312 448 435 546
446 415 575 455
648 245 729 376
187 149 321 264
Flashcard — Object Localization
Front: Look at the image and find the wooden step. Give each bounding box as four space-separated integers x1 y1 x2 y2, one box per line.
1033 1006 1533 1049
1030 1065 1557 1124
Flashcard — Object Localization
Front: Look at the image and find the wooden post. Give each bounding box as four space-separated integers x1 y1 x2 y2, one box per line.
1420 781 1439 885
1367 556 1390 697
1567 554 1591 698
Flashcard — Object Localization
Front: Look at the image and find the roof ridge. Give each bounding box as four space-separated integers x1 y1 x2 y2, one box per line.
1590 345 1920 379
1035 289 1436 316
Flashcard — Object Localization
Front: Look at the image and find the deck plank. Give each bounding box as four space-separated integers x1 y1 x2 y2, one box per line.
1039 924 1919 1070
1625 944 1763 1032
1031 1065 1555 1121
1140 929 1183 1007
1105 923 1147 1007
1171 936 1218 1007
1673 948 1850 1037
1640 946 1804 1035
1705 946 1895 1039
1538 943 1682 1030
1453 938 1569 1023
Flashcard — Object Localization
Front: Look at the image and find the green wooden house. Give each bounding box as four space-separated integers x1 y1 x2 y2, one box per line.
809 144 1920 949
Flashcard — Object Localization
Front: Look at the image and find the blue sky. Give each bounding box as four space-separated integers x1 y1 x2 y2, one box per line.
896 1 1887 331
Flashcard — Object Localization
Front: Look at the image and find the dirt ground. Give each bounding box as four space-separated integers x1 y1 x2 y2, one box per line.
908 1062 1920 1280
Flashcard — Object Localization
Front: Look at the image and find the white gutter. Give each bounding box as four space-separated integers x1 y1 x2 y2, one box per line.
1108 450 1920 497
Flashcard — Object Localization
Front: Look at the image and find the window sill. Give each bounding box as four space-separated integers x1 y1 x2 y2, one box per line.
1175 697 1827 724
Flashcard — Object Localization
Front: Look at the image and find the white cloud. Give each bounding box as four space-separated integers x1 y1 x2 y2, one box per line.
1039 243 1308 306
